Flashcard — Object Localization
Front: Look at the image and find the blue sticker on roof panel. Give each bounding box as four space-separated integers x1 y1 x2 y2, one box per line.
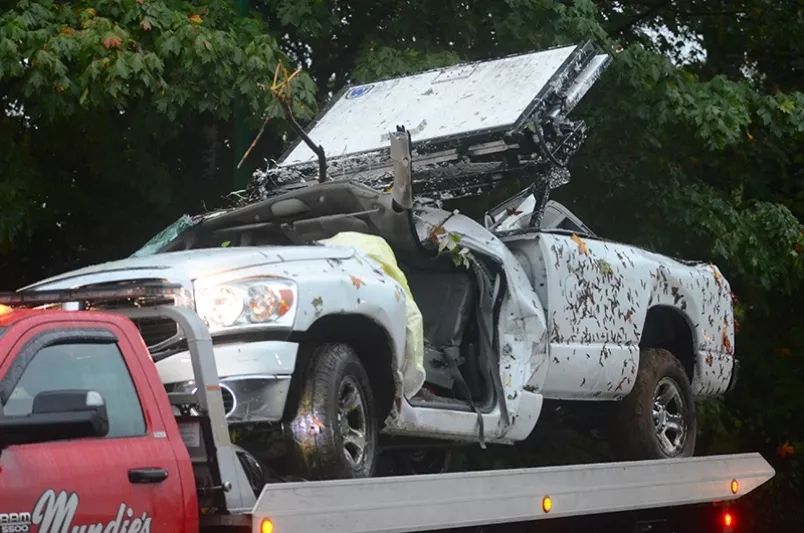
345 85 374 99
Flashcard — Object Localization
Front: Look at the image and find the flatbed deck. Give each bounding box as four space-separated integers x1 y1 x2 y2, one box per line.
251 453 772 532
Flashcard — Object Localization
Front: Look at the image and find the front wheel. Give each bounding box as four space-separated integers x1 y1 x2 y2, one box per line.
288 343 378 479
613 348 696 460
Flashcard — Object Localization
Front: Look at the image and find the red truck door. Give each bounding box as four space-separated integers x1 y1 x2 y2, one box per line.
0 318 189 532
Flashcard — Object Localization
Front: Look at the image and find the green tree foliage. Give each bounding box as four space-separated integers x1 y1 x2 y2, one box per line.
1 1 801 527
0 0 316 278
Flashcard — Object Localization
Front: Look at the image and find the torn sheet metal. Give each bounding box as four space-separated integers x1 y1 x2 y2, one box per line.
282 45 578 165
250 41 610 200
410 205 548 441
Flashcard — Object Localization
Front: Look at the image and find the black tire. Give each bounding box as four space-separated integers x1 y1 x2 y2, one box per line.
288 343 378 479
380 448 452 476
612 348 697 460
234 445 267 496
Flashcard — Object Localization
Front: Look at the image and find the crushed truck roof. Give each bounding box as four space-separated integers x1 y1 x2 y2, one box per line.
249 41 610 202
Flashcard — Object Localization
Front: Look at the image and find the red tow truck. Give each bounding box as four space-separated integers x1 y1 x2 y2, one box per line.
0 301 199 532
0 286 775 533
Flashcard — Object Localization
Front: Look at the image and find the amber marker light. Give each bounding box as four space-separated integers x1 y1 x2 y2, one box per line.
730 479 739 494
542 495 553 513
261 518 274 533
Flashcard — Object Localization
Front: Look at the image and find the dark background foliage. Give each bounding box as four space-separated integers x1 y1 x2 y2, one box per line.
1 1 801 529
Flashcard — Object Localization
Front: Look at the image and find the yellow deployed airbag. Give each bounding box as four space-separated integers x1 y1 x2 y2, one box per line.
319 232 425 397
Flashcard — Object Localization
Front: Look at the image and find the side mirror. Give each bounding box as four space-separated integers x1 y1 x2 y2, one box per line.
389 127 413 211
0 389 109 447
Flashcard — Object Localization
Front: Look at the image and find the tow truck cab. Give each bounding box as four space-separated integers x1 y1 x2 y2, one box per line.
0 309 198 533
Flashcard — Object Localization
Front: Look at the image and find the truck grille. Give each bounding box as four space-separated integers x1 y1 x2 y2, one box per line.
131 317 179 347
80 279 182 350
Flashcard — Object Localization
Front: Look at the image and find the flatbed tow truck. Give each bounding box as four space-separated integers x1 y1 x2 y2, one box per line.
0 286 775 533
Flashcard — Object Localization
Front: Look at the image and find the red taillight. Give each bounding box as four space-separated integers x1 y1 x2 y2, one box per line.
723 511 734 528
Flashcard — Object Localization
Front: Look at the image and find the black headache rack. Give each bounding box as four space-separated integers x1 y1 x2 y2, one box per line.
248 41 610 203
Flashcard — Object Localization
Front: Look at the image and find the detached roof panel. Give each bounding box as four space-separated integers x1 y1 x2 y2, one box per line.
280 45 579 166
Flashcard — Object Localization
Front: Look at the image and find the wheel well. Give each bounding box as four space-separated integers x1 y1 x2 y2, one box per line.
640 306 696 381
286 314 397 423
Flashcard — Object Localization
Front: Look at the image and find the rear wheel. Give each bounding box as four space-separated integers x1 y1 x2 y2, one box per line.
613 348 696 459
288 343 378 479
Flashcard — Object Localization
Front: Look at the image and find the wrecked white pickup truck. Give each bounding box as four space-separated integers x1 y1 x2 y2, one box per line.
24 42 736 480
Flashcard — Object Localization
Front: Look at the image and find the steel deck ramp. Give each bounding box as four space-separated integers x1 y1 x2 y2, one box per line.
251 453 773 533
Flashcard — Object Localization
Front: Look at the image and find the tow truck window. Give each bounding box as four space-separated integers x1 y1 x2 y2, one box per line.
2 341 146 438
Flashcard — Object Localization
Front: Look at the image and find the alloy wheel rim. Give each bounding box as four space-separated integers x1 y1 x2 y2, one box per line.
652 377 687 456
337 376 368 467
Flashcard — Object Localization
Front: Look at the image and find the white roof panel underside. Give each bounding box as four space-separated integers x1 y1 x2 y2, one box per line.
280 45 578 166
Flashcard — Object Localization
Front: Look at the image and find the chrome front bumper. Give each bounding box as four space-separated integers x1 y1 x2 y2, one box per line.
220 374 292 422
157 339 298 423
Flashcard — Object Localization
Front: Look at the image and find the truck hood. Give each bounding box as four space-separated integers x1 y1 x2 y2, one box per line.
23 246 355 290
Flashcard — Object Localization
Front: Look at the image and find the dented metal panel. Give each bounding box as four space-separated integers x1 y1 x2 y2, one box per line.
250 41 610 200
505 232 735 400
405 206 548 441
281 45 578 166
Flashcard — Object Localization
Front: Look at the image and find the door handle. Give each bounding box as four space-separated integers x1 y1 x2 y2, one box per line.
128 467 168 484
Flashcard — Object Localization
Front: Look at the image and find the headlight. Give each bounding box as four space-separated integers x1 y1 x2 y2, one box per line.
195 278 296 331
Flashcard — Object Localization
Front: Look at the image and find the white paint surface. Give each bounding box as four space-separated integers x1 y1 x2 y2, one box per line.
281 45 578 165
